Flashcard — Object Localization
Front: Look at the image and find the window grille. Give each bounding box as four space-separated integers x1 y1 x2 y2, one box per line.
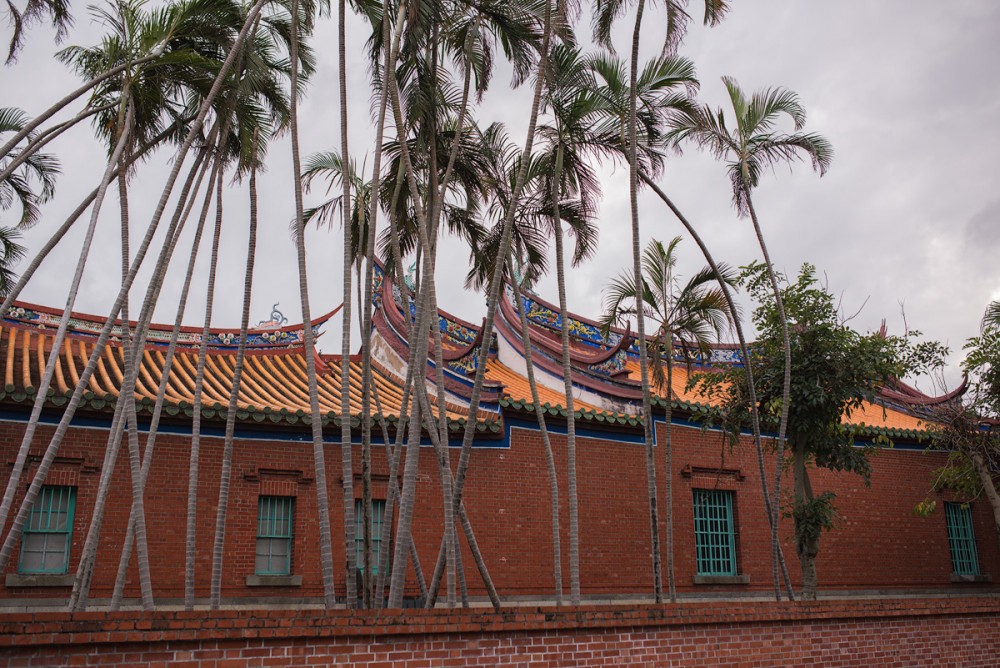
355 499 386 573
692 489 737 576
256 496 293 575
19 486 76 574
944 502 980 576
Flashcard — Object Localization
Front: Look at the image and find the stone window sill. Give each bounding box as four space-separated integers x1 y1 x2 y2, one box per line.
951 573 991 583
6 573 74 587
245 574 302 587
693 575 750 585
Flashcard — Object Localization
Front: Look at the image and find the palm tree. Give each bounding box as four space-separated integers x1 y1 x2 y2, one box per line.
666 76 833 600
287 0 338 608
4 0 72 61
585 48 794 599
983 301 1000 332
601 236 734 601
536 43 609 604
0 107 59 229
592 0 728 604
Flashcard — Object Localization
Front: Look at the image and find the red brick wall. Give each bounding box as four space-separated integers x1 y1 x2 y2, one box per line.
1 598 999 666
1 415 997 604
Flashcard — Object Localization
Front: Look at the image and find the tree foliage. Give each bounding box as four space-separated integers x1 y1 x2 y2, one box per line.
692 262 943 597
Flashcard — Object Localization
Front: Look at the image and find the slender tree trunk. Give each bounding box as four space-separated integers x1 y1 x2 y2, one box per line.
421 21 477 611
638 172 794 600
110 138 215 610
665 351 676 602
0 0 270 576
0 102 111 185
970 450 1000 550
550 160 580 604
429 0 555 611
0 55 157 160
358 0 396 610
745 192 794 602
113 106 156 610
0 102 134 540
627 0 664 604
509 257 562 604
289 0 338 608
334 0 358 609
66 96 134 611
209 153 258 609
186 151 226 609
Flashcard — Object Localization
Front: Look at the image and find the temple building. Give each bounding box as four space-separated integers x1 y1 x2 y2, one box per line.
0 263 994 608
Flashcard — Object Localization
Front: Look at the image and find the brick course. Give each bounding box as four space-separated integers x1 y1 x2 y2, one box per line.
1 598 999 666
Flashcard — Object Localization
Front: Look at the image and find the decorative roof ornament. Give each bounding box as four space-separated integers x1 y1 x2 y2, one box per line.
256 304 289 330
404 261 417 292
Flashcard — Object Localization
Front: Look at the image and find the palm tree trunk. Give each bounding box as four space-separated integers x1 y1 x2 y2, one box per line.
334 0 359 609
550 159 580 604
66 96 135 611
0 102 112 184
626 0 664 604
970 450 1000 550
508 256 562 604
638 172 794 600
0 120 193 320
209 151 258 609
745 192 794 602
430 0 554 611
109 137 216 610
288 0 338 609
0 101 134 541
0 54 158 160
0 0 270 577
185 151 226 609
665 351 675 602
421 22 476 611
357 0 395 610
357 7 398 609
113 109 155 611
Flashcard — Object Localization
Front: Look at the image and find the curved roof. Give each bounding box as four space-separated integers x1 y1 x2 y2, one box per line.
0 303 497 431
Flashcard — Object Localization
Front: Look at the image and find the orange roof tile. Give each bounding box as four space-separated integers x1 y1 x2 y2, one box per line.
0 325 479 422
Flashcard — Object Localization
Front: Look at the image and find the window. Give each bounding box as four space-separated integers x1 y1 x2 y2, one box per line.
256 496 293 575
692 489 737 576
19 486 76 574
355 499 386 573
945 502 980 576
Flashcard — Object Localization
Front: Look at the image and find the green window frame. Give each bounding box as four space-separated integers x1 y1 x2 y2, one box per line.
256 496 294 576
945 502 980 576
693 489 737 577
19 485 76 574
355 499 386 574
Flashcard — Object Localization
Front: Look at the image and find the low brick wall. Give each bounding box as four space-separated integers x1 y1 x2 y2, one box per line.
2 597 999 666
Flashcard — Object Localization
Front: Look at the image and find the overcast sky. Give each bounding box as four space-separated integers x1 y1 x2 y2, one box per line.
3 0 999 391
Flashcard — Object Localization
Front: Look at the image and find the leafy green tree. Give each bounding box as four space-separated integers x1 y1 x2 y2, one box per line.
693 263 937 600
919 301 1000 548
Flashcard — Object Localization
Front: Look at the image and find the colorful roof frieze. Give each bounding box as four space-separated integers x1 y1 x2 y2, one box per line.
371 261 502 406
4 301 340 351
